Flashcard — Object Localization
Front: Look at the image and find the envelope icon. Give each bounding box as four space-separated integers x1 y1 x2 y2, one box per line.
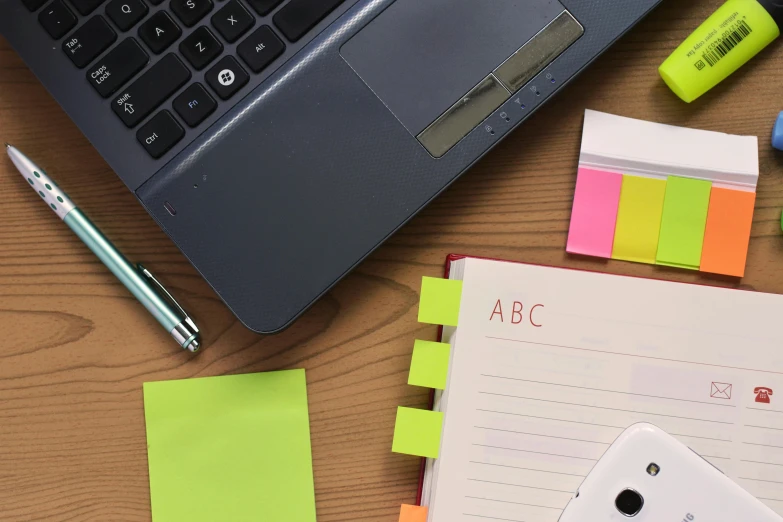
711 382 732 400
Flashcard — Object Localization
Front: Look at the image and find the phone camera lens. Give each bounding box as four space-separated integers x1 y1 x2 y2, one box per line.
615 489 644 517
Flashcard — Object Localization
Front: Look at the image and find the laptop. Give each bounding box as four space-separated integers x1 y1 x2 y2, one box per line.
0 0 662 334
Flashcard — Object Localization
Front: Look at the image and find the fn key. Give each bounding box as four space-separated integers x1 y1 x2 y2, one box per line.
137 111 184 158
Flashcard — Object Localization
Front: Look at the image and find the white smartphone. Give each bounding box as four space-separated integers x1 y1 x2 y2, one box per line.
558 423 782 521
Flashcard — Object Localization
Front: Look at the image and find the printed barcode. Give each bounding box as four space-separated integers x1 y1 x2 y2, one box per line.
702 20 752 67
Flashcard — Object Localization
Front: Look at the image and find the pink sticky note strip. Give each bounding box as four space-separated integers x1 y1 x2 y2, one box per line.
567 168 623 258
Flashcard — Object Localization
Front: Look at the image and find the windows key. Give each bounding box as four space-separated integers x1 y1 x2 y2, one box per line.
206 56 248 100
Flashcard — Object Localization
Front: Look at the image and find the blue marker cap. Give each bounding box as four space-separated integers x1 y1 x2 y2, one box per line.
773 111 783 151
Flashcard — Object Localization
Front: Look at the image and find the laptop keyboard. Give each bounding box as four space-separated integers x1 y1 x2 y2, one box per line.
28 0 346 158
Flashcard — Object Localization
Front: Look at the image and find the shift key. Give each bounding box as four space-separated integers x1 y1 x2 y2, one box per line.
111 54 191 127
87 38 149 98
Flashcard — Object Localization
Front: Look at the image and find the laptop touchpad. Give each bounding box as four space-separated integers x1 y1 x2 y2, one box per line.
340 0 582 157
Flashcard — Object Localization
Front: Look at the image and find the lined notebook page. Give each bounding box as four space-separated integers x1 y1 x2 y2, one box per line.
424 258 783 522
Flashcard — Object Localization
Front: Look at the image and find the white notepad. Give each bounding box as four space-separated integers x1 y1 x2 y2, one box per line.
421 257 783 522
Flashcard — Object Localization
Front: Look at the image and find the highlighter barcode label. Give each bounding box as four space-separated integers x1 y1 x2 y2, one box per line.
700 20 752 68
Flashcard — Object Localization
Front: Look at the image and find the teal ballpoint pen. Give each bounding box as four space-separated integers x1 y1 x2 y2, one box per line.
6 144 201 352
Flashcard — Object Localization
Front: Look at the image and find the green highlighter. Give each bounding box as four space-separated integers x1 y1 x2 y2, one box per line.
660 0 783 103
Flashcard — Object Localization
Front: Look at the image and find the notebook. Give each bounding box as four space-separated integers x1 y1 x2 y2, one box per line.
417 256 783 522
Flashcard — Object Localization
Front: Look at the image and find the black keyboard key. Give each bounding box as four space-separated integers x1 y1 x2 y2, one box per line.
70 0 105 15
211 0 253 43
273 0 344 42
246 0 280 16
147 0 162 5
23 0 48 12
87 38 149 97
38 0 77 39
137 110 184 158
173 83 217 127
105 0 148 31
62 16 117 68
171 0 213 27
205 56 248 100
111 53 191 127
179 26 222 69
139 11 181 53
237 25 284 73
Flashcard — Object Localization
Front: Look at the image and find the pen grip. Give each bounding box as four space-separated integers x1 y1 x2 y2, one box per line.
63 209 182 332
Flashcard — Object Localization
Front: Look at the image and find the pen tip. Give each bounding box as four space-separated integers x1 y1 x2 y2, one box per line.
186 339 201 353
4 143 9 149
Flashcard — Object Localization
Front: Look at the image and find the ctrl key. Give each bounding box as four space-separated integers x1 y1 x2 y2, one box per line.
137 111 184 158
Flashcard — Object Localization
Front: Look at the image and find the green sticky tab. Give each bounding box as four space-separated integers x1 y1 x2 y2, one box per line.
392 407 444 458
143 370 316 522
408 340 450 389
418 277 463 326
612 175 666 264
656 176 712 269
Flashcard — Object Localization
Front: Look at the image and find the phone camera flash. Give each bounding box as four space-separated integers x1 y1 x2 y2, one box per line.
646 463 660 476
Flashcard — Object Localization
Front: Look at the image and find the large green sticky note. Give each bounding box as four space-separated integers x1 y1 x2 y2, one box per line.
612 175 667 264
656 176 712 269
408 340 450 390
392 407 444 458
418 277 463 326
143 370 316 522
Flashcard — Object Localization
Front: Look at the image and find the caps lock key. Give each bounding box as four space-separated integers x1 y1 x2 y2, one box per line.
87 38 149 98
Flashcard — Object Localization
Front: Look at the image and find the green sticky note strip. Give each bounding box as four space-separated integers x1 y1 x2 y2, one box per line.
143 370 316 522
418 277 463 326
392 407 444 458
656 176 712 269
408 340 450 389
612 175 667 264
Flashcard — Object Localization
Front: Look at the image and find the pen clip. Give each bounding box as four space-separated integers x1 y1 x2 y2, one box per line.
137 263 200 334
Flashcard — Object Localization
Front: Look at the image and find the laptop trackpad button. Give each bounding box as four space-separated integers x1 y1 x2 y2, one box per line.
340 0 569 138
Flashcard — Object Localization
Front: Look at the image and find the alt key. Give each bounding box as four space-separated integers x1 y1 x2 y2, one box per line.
137 110 184 158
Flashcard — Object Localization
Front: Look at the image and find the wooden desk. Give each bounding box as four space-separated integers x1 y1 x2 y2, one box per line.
2 0 783 519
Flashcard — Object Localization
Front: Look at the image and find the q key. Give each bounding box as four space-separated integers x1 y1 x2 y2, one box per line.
106 0 148 31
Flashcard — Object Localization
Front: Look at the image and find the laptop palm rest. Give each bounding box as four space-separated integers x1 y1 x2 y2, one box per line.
340 0 583 157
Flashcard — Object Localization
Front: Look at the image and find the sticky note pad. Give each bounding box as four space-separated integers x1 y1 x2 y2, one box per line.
656 176 712 269
392 407 444 458
143 370 316 522
399 504 428 522
419 277 462 326
566 168 623 258
612 175 666 264
700 187 756 277
408 340 450 389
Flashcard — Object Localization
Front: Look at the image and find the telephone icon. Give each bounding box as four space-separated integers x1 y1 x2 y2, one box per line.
754 387 773 404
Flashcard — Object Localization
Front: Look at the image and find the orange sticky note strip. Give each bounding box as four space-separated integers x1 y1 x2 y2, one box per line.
399 504 428 522
700 187 756 277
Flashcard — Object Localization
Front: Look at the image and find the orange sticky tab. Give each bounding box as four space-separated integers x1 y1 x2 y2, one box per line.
399 504 428 522
700 187 756 277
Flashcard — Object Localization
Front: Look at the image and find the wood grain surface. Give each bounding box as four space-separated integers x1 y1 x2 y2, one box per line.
3 0 783 519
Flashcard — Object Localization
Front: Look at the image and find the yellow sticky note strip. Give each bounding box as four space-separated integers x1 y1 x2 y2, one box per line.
392 407 444 458
408 340 450 390
418 277 463 326
612 175 666 264
399 504 428 522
